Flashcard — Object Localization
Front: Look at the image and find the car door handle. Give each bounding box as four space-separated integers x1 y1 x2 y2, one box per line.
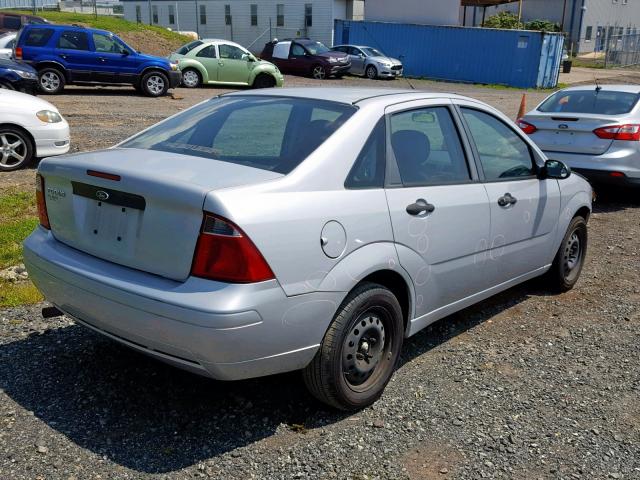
98 57 106 62
406 199 436 216
218 61 224 66
497 193 518 207
60 54 67 59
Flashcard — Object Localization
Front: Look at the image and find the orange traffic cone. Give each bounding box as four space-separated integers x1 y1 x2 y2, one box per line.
516 93 527 119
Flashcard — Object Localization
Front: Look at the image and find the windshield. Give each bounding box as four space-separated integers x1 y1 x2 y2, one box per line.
305 41 329 55
538 89 640 115
362 47 384 57
120 96 356 174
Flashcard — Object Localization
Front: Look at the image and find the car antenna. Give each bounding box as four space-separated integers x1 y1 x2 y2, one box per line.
594 77 602 92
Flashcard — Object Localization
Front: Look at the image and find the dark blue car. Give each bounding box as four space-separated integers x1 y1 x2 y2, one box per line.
15 23 181 96
0 57 37 93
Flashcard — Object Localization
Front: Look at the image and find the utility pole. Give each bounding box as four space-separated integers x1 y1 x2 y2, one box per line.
518 0 524 27
561 0 568 32
94 0 98 19
32 0 36 15
148 0 152 26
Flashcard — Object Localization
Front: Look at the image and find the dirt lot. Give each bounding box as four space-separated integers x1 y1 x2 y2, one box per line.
0 77 639 479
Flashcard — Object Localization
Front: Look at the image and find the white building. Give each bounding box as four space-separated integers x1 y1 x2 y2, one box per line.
364 0 460 25
122 0 364 52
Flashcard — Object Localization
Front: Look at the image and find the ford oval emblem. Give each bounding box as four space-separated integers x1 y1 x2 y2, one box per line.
96 190 109 201
558 124 569 129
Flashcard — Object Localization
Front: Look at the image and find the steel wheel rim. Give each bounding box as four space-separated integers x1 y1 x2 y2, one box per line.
40 72 60 92
182 70 199 87
366 66 377 79
342 308 392 392
564 232 581 271
0 132 27 168
313 66 326 79
146 75 165 95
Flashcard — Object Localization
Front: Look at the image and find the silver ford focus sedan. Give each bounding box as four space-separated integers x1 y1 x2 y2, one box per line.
519 85 640 187
24 88 592 410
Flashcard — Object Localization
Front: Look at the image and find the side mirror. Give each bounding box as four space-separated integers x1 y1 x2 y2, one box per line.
121 49 130 56
540 159 571 180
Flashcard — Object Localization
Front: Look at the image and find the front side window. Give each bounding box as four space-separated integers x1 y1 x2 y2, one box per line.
120 97 356 174
57 31 89 50
303 41 329 55
277 4 284 26
538 89 640 115
390 107 470 186
92 33 123 53
346 119 386 189
196 45 216 58
461 108 534 181
219 44 246 60
23 27 53 47
291 43 306 56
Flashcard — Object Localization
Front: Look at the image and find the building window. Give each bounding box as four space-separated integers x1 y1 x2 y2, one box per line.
200 5 206 25
585 26 593 41
250 4 258 26
152 5 158 24
225 5 232 25
276 4 284 27
305 4 312 27
168 5 175 24
135 5 141 23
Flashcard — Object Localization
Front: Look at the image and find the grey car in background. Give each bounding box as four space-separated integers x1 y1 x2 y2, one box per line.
519 85 640 187
24 88 591 410
332 45 403 79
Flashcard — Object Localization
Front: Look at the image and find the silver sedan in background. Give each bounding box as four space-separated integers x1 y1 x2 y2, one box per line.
25 88 591 411
331 44 403 79
518 85 640 187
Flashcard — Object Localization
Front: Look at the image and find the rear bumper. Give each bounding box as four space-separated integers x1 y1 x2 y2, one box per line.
573 168 640 186
23 228 343 380
32 120 70 158
168 70 182 88
542 148 640 185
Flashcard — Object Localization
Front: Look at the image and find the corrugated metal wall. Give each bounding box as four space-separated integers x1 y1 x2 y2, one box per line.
335 20 564 88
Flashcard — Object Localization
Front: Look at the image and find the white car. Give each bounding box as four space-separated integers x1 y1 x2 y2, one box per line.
0 90 70 171
0 32 16 60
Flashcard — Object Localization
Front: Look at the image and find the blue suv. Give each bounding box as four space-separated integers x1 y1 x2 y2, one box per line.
15 24 181 96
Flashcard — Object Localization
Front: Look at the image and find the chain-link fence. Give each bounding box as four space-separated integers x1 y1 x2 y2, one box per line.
603 33 640 68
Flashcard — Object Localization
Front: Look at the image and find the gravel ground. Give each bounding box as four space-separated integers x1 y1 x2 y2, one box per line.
1 75 639 479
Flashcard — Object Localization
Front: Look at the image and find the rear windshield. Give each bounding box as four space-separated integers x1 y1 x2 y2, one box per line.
176 40 203 55
22 27 54 47
120 96 356 174
538 89 640 115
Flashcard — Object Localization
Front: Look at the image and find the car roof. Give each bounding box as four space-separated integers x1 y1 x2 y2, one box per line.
200 38 247 49
224 87 474 106
559 84 640 93
23 23 110 35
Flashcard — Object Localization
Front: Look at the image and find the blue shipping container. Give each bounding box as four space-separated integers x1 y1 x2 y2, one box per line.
335 20 565 89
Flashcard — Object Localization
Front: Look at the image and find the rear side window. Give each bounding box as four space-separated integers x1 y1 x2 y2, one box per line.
22 27 53 47
461 108 534 181
120 97 356 174
177 40 203 55
538 90 640 115
196 45 216 58
3 17 21 30
390 107 470 186
345 119 386 189
57 31 89 50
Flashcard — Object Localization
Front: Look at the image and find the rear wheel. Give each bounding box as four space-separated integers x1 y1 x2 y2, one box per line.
253 73 276 89
303 282 404 411
181 68 202 88
365 65 378 79
38 68 65 94
140 71 169 97
311 64 326 80
0 127 34 171
547 216 588 292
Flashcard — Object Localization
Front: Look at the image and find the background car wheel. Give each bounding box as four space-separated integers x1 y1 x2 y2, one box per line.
0 127 34 171
365 65 378 79
140 71 169 97
547 216 588 292
303 282 404 411
38 68 65 94
181 68 201 88
311 64 327 80
253 73 276 89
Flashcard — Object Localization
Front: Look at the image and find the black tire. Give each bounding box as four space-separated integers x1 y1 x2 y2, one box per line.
311 64 327 80
252 73 276 89
0 126 34 171
181 68 202 88
547 216 588 292
38 67 65 94
303 282 404 411
365 65 378 80
140 70 169 97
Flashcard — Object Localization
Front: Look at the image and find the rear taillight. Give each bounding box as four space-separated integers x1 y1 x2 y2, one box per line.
517 119 537 135
191 213 274 283
14 47 22 60
35 173 50 230
593 124 640 141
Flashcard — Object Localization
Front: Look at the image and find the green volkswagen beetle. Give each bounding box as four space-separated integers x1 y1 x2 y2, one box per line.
169 39 284 89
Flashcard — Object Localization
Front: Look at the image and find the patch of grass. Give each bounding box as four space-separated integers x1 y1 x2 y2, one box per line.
0 281 43 308
0 189 37 269
5 10 191 44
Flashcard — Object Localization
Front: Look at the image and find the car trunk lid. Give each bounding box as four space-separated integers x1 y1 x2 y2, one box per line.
38 148 283 281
